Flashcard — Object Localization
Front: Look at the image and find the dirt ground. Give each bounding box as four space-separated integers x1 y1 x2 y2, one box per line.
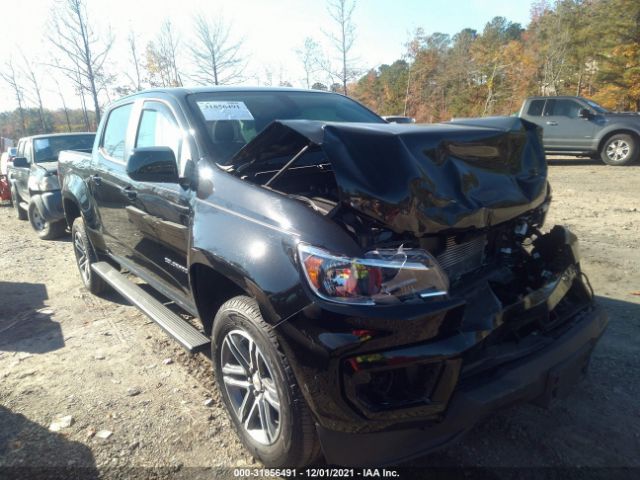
1 157 639 479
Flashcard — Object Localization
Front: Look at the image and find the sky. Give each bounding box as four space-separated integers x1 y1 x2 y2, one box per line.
0 0 534 112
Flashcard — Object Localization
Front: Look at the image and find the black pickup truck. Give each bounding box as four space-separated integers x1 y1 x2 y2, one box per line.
9 133 95 238
518 96 640 165
58 87 608 467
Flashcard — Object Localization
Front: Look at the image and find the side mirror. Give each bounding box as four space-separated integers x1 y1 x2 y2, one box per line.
11 157 29 168
578 108 592 119
126 147 179 183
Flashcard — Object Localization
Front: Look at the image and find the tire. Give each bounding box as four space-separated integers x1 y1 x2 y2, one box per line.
600 133 639 166
71 216 108 295
28 200 66 240
212 296 321 467
11 187 27 220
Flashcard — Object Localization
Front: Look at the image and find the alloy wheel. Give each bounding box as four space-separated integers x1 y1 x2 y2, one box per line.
31 207 46 231
606 139 630 162
73 230 91 285
220 329 281 445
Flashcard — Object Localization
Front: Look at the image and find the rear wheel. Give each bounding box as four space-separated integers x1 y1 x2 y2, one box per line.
212 296 321 467
28 200 66 240
600 133 638 166
11 187 27 220
71 217 107 295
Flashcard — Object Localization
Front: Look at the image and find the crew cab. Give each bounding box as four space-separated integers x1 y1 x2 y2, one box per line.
518 96 640 165
58 87 608 467
9 133 95 239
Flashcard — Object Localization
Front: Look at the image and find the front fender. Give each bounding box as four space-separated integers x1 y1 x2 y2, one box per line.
595 123 640 147
188 171 359 324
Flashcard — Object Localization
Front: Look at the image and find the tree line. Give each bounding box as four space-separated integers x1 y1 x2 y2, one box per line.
351 0 640 122
1 0 638 140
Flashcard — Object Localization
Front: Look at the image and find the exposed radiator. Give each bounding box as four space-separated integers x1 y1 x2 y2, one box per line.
437 235 487 280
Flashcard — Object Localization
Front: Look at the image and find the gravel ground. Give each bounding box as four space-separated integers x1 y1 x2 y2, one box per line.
1 157 639 479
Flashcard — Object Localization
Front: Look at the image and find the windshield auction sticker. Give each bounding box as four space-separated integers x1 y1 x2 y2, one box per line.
197 101 255 121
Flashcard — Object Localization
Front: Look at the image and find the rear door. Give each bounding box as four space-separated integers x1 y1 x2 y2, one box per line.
541 99 597 150
89 102 138 260
122 99 193 304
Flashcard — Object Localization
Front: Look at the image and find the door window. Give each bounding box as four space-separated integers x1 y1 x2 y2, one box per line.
544 99 582 118
101 103 133 161
527 100 545 116
135 102 181 159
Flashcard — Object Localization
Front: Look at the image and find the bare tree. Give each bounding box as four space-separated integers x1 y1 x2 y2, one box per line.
296 37 321 88
146 20 182 87
0 58 27 134
53 77 72 132
189 13 245 85
20 53 48 132
323 0 358 95
48 0 114 125
126 30 143 92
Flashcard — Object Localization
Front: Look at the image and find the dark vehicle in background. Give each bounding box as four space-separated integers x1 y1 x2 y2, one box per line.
58 87 607 467
518 96 640 165
9 133 95 239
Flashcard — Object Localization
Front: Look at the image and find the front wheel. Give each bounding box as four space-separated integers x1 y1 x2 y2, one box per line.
600 134 639 166
28 200 66 240
71 217 108 295
11 187 27 220
212 296 321 467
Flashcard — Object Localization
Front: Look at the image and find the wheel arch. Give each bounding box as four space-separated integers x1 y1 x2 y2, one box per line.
189 262 247 335
189 250 292 336
597 128 640 154
62 194 81 229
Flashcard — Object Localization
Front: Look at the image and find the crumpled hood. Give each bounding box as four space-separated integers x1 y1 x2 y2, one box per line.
229 116 548 235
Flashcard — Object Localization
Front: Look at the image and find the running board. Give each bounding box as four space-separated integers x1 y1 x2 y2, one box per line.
91 262 209 352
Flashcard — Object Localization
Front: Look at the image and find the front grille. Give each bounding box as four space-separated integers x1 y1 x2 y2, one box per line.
437 235 487 280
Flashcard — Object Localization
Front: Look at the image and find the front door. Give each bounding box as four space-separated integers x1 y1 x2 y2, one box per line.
12 140 32 201
123 100 193 303
541 98 597 150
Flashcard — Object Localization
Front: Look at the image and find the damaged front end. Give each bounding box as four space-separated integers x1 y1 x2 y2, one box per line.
225 116 607 465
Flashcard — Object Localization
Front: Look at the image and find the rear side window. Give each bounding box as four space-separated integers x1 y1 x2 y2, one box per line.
101 103 133 161
527 100 545 116
24 141 33 164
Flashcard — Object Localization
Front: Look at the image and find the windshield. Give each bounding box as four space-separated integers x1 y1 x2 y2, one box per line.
585 99 609 114
188 90 383 164
33 134 95 163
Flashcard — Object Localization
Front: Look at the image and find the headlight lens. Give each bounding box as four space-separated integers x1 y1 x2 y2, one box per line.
298 244 449 305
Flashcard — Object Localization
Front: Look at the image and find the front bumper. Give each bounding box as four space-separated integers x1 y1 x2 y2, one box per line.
274 226 609 465
32 190 64 222
317 303 608 466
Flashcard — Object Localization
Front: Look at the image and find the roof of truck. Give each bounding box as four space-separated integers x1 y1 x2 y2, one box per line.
525 96 589 101
18 132 96 141
116 86 338 102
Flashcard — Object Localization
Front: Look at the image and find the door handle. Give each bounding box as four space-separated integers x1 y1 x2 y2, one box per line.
546 121 558 126
90 174 102 185
121 185 138 200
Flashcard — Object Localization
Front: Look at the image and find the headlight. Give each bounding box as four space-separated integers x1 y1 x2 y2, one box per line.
297 244 449 305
